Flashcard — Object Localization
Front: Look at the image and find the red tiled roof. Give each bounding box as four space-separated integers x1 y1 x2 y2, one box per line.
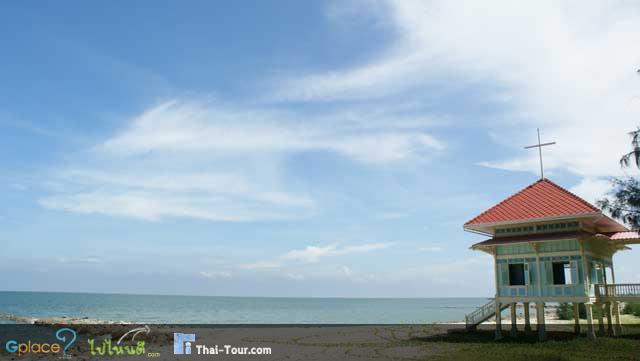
465 178 600 226
607 231 640 240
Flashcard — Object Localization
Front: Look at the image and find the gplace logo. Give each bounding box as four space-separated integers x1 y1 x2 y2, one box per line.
5 328 77 357
174 332 196 355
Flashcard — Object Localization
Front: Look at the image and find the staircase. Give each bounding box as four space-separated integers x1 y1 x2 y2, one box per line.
465 299 508 330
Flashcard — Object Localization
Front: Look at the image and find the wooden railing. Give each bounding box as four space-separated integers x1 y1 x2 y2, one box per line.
595 284 640 299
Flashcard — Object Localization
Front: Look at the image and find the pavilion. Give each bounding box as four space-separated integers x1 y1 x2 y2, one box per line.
463 178 640 340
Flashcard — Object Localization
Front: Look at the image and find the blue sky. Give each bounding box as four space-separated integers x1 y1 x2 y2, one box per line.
1 1 640 297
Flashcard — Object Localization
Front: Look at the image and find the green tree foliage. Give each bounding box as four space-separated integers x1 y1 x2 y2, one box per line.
597 128 640 230
597 178 640 229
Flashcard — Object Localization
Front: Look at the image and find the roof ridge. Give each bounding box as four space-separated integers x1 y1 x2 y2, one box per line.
464 178 599 226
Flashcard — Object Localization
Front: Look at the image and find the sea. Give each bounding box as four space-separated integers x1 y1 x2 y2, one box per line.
0 291 488 324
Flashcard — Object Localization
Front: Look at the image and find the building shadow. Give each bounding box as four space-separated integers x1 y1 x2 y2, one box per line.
411 324 640 344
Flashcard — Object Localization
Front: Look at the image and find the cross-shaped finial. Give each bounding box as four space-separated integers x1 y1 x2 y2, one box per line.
524 128 556 179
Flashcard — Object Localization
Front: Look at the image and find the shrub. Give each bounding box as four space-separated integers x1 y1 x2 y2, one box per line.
557 302 589 320
557 303 573 320
622 302 640 316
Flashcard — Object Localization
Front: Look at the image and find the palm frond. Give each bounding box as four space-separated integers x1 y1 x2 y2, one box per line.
620 151 633 167
631 128 640 148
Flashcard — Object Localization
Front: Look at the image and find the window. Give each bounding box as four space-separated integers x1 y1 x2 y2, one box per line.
535 221 580 232
508 263 526 286
552 261 575 285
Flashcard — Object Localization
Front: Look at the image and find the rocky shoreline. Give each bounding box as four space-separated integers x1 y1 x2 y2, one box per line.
0 313 130 325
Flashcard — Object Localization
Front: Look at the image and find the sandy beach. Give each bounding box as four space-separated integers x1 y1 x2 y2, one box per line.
4 321 639 361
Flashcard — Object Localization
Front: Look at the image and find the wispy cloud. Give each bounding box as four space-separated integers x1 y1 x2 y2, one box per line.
239 261 283 270
56 256 104 264
276 0 640 196
99 100 445 163
239 242 393 272
389 255 493 283
40 99 444 222
199 271 232 279
286 273 305 281
570 178 613 205
281 242 394 264
40 170 314 222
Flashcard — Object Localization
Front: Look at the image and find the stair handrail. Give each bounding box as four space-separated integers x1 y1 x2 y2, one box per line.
465 299 496 327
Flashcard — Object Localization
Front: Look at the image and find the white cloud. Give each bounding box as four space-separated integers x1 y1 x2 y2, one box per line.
40 169 315 222
389 255 493 284
99 100 444 164
41 100 445 222
56 257 104 264
239 261 283 270
278 0 640 181
570 177 613 205
281 242 393 264
338 265 353 279
286 273 305 281
199 271 232 279
236 242 393 281
40 191 310 222
282 244 337 264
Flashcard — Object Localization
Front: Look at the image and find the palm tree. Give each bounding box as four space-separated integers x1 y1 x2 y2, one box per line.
598 129 640 229
620 128 640 169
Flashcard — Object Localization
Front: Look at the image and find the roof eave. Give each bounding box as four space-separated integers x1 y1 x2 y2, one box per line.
470 230 595 249
463 212 602 234
469 243 493 254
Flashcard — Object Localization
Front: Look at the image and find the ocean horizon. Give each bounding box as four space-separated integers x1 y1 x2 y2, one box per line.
0 291 488 324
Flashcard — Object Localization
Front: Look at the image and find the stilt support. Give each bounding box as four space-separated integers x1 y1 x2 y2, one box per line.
606 302 615 336
613 301 622 335
495 300 503 340
510 303 517 337
586 303 596 340
573 303 581 335
597 303 605 336
524 302 532 332
536 302 546 341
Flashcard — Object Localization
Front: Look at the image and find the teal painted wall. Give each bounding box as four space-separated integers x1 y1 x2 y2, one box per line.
537 239 580 253
495 243 534 255
495 251 587 298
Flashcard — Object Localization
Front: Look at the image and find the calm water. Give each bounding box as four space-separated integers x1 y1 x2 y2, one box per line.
0 291 487 324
